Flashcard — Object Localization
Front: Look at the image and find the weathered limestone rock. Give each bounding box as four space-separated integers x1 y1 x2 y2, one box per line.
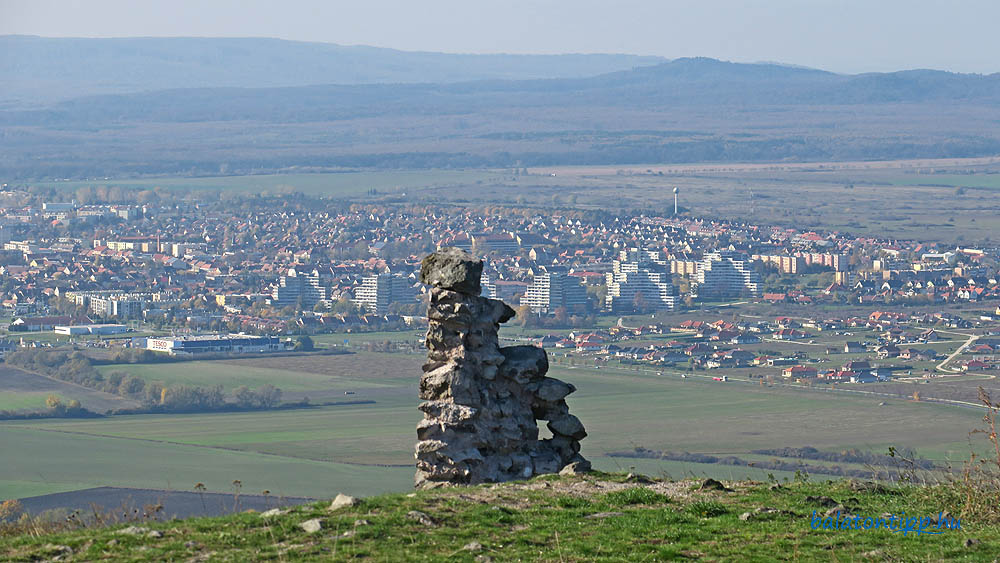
420 247 483 295
415 248 589 488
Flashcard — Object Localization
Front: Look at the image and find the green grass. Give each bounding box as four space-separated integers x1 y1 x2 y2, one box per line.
2 474 996 561
4 402 420 466
548 366 985 461
0 425 412 501
0 393 67 412
95 360 399 393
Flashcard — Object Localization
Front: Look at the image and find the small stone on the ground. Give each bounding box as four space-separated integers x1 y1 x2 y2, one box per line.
931 510 952 526
740 507 781 521
463 541 483 551
824 505 852 518
299 518 323 533
117 526 150 536
805 495 838 507
585 511 624 519
260 508 288 517
406 510 437 526
625 472 653 484
559 460 591 476
698 478 731 491
329 493 360 511
44 544 72 555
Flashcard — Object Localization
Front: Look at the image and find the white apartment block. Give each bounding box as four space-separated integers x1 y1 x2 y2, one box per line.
695 250 761 298
354 273 415 315
480 271 499 300
605 260 678 312
271 268 327 308
65 290 158 320
520 272 589 313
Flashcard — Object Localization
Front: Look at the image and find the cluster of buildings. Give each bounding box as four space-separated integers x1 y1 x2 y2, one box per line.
0 191 999 339
521 303 1000 382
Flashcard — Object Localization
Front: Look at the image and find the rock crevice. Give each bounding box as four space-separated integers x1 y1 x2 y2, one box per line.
415 248 589 488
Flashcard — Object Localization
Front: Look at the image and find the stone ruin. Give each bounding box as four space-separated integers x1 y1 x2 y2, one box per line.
415 248 590 488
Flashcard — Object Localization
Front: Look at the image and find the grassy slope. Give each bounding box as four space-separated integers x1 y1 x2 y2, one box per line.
1 473 996 561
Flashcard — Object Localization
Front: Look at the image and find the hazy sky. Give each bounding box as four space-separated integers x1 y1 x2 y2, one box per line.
2 0 998 74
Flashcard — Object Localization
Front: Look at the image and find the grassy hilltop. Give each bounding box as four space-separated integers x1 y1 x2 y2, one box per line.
2 472 998 561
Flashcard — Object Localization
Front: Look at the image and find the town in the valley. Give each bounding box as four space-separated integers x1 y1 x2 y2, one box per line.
1 186 999 412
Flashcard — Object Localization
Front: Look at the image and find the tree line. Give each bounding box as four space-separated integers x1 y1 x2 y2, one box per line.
4 349 284 415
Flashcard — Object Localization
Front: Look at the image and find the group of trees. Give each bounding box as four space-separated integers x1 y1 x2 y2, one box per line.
0 393 95 420
514 305 598 329
232 384 282 409
5 349 285 415
43 395 86 416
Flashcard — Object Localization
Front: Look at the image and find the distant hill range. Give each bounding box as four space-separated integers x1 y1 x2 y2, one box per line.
0 35 666 105
3 37 1000 179
6 55 1000 124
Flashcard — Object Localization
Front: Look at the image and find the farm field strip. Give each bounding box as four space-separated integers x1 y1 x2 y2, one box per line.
549 365 986 460
0 392 69 411
6 402 420 465
95 361 400 393
0 425 413 501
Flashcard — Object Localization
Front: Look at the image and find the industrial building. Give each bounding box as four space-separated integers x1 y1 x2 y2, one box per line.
146 334 283 355
54 324 129 336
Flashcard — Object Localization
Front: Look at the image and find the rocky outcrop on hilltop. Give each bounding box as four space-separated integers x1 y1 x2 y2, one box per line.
415 248 589 488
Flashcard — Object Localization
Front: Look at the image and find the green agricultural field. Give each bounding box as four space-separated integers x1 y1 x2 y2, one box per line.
36 170 500 197
0 425 412 501
0 392 67 412
2 356 990 503
95 352 416 394
311 331 425 347
548 366 985 463
95 362 343 393
5 402 419 466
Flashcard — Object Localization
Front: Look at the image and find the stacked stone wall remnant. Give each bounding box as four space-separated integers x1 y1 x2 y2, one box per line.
415 248 589 487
